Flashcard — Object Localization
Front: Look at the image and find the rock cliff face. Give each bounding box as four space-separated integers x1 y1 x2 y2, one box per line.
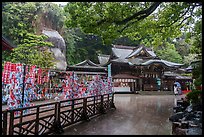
42 28 67 70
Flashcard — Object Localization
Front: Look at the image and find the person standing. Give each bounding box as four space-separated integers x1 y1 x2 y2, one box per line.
174 84 178 96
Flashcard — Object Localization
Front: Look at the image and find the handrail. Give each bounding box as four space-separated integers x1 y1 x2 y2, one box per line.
2 93 116 135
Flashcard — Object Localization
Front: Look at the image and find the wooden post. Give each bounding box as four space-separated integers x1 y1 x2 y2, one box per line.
2 111 8 135
57 102 61 128
99 95 105 114
110 93 116 109
81 98 90 121
71 100 74 123
9 111 14 135
19 110 23 134
139 78 142 91
107 94 110 108
52 102 64 134
35 106 39 135
134 80 137 92
93 96 96 114
58 102 64 133
132 82 134 92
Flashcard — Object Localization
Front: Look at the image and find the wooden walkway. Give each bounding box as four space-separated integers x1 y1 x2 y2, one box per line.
61 94 181 135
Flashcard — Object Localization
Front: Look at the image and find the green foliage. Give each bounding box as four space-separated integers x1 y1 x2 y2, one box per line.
181 73 192 77
45 25 112 65
10 33 55 68
38 2 66 33
112 36 140 46
64 2 201 47
183 54 198 66
172 34 191 62
2 2 41 45
193 75 202 87
192 61 202 85
31 49 56 68
155 48 183 63
186 89 202 104
2 50 13 69
63 2 201 65
64 30 78 65
189 20 202 56
2 2 201 68
2 2 59 68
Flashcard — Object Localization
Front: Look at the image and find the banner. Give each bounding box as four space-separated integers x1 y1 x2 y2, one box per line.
108 64 111 78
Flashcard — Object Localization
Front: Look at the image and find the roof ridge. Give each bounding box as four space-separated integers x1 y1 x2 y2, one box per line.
74 59 101 67
98 54 110 57
112 44 136 49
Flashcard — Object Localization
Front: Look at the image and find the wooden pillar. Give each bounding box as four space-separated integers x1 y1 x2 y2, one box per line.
81 97 90 121
9 111 14 135
132 82 134 92
110 93 116 109
35 107 40 135
99 95 105 114
160 70 164 91
139 66 143 91
171 80 174 91
71 100 74 123
139 78 142 91
135 80 139 93
93 96 96 114
2 111 7 135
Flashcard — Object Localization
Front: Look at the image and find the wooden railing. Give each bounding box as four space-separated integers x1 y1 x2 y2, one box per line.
2 93 116 135
2 110 7 135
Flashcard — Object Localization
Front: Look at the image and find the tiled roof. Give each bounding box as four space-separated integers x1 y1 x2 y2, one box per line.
68 59 107 70
112 47 133 59
128 58 145 65
113 45 136 49
146 49 157 57
126 46 157 58
126 46 143 58
160 60 183 67
141 59 183 67
176 75 192 80
98 54 110 65
74 59 101 67
2 36 16 50
164 71 192 79
105 44 183 69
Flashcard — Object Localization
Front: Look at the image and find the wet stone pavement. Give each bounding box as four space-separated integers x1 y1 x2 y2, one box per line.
60 94 180 135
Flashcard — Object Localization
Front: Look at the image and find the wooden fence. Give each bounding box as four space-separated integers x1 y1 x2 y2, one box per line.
2 93 116 135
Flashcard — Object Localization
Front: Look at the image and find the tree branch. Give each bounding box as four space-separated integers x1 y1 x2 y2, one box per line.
115 2 161 25
117 2 161 33
96 2 161 27
95 2 198 33
157 4 191 28
176 16 191 27
176 4 196 27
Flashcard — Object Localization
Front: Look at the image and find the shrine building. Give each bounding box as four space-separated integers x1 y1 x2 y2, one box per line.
98 45 192 93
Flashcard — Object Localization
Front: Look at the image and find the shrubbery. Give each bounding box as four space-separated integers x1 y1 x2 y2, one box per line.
186 89 202 104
